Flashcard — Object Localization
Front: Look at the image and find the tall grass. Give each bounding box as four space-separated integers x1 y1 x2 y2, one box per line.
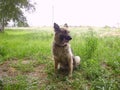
0 27 120 90
0 30 52 62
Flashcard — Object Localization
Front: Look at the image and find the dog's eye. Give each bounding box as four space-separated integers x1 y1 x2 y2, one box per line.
60 35 64 41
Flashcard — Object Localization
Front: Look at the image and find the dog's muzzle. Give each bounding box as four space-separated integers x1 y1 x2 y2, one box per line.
60 35 72 41
66 36 72 40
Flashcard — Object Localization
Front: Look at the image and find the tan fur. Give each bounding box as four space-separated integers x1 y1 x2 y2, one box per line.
52 23 80 77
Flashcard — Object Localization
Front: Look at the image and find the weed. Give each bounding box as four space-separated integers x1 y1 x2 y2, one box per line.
3 75 38 90
84 31 98 60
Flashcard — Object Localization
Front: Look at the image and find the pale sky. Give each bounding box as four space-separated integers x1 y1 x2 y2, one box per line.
25 0 120 27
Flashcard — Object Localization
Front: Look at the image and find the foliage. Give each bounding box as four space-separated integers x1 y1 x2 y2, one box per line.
84 31 98 60
0 0 35 31
0 79 3 90
3 75 38 90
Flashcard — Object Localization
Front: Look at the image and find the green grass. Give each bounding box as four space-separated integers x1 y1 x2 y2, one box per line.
0 27 120 90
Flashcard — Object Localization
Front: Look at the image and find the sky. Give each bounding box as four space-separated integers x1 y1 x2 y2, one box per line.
25 0 120 27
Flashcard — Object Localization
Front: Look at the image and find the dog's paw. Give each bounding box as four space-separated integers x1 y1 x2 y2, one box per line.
68 73 72 78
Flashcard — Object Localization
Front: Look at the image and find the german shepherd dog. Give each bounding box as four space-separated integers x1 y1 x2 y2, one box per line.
52 23 80 77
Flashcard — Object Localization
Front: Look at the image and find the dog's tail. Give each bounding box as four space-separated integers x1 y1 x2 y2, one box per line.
74 56 81 66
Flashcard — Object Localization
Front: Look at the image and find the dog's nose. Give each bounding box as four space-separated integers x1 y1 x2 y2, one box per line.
66 36 72 40
69 37 72 40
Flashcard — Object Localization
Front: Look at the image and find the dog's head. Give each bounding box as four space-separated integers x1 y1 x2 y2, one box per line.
53 23 72 46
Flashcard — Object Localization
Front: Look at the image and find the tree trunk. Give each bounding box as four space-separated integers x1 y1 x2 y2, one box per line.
2 20 4 32
0 18 5 32
0 1 5 32
0 26 3 32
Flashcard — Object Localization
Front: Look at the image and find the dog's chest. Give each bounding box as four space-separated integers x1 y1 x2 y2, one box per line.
53 44 73 61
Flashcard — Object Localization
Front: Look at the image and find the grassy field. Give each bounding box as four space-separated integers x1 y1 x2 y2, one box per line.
0 27 120 90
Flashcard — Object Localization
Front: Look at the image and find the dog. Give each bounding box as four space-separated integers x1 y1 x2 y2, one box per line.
52 23 80 77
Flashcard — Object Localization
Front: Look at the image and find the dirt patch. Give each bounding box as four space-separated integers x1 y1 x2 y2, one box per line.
28 64 46 77
27 64 48 87
0 60 48 85
0 61 19 77
101 62 112 71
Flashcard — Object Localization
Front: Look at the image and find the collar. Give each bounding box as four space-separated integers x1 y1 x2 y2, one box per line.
54 43 67 47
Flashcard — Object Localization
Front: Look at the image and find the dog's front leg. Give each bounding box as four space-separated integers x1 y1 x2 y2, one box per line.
68 57 73 77
54 59 59 73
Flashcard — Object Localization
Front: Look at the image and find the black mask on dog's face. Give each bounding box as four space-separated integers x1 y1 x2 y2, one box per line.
60 35 72 41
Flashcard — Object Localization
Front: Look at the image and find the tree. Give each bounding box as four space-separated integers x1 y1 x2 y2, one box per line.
17 21 29 27
0 0 35 32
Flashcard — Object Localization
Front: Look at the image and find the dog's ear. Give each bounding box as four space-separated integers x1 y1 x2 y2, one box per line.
54 23 61 32
64 23 68 28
